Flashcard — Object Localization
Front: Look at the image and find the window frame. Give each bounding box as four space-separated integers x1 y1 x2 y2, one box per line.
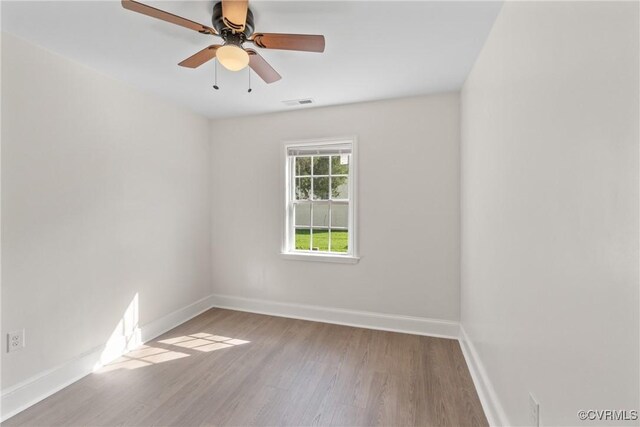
281 137 359 263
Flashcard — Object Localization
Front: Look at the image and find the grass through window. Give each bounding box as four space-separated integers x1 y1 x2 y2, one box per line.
295 229 348 253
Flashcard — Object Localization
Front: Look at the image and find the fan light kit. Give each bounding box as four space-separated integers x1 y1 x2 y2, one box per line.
216 44 249 71
121 0 326 88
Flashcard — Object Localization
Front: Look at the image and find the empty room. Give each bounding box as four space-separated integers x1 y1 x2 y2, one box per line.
1 0 638 426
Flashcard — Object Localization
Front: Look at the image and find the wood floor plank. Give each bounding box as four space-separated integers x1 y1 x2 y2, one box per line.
3 309 487 427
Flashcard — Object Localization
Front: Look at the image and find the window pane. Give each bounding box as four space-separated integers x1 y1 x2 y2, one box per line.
330 230 349 253
331 155 349 175
295 229 311 250
312 177 329 200
331 204 349 228
311 229 329 252
313 156 330 175
295 204 311 226
312 204 329 227
331 176 348 199
287 142 354 257
295 157 311 176
295 177 311 200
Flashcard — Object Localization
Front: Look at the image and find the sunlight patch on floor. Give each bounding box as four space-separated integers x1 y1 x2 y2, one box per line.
97 332 251 372
158 333 250 353
97 344 190 373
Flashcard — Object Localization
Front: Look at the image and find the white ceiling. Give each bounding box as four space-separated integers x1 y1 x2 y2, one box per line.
1 1 503 119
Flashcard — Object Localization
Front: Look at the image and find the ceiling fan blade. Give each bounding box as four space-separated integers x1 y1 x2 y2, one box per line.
179 45 221 68
121 0 216 35
246 49 281 84
250 33 325 53
222 0 248 32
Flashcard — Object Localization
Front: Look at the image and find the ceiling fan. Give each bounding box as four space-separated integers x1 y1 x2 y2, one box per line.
121 0 325 84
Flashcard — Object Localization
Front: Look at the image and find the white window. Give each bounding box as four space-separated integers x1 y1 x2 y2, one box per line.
282 138 358 263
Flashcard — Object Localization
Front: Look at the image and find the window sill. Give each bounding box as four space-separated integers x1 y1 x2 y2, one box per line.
280 252 360 264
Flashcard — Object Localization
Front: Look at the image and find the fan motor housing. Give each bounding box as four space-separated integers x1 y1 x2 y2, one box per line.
212 2 255 39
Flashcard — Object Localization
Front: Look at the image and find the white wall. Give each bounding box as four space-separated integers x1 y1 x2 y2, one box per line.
210 93 460 321
461 2 639 426
1 33 211 391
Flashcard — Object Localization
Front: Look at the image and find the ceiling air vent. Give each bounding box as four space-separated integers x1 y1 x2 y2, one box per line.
282 99 314 106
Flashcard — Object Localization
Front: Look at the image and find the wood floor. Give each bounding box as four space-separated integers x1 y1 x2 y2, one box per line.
5 309 487 427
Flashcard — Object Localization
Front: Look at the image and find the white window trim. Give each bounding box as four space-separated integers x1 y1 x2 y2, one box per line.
281 136 359 263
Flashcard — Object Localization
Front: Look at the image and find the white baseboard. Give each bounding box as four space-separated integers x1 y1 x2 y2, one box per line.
0 294 215 422
459 325 510 426
210 294 460 339
140 294 214 343
0 345 105 424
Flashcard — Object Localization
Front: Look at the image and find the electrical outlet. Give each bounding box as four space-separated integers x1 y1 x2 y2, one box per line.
7 330 25 353
529 393 540 427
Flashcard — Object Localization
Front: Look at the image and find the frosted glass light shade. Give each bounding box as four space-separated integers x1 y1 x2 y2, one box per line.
217 45 249 71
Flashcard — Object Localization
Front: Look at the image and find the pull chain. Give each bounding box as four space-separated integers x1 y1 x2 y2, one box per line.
247 68 252 93
213 59 219 90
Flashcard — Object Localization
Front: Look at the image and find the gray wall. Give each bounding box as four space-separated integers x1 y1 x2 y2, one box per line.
210 93 461 321
1 33 212 390
461 2 639 425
